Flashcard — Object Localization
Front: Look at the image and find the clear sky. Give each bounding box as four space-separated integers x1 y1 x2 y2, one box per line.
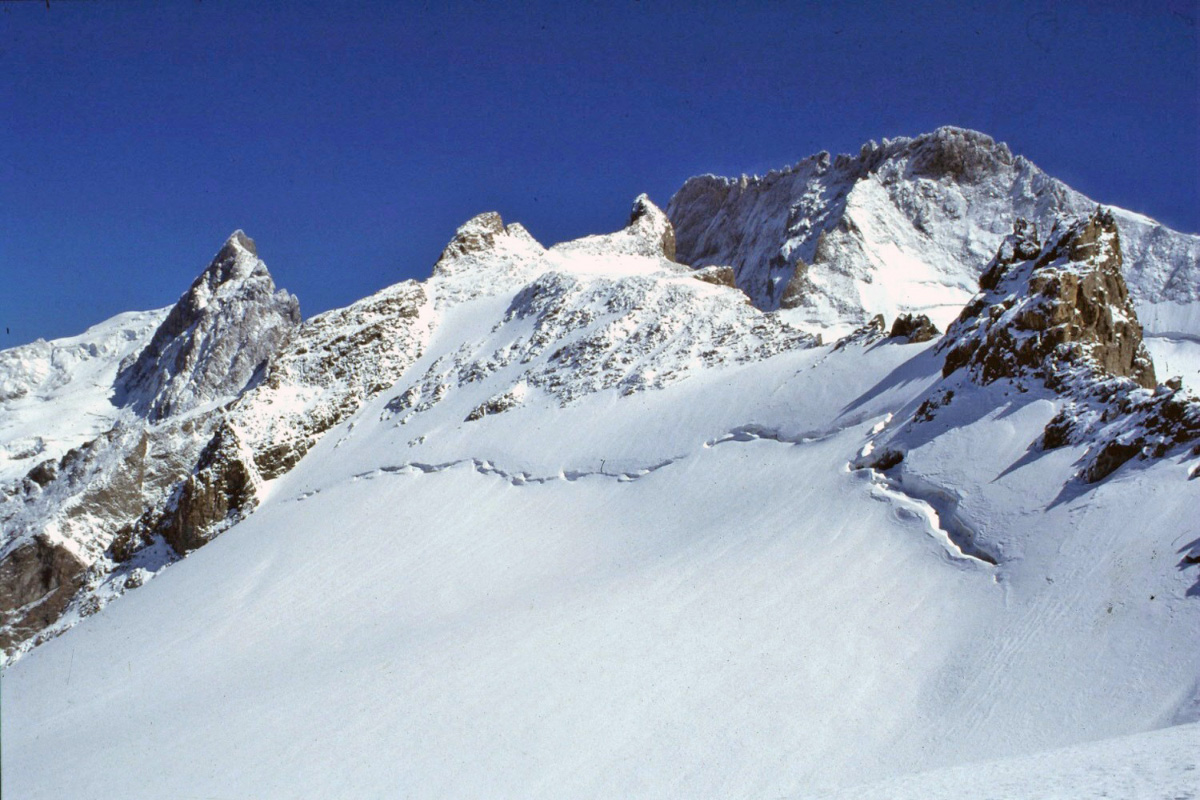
2 0 1197 345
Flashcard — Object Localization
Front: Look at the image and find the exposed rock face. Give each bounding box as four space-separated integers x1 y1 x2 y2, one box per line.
434 213 509 272
667 127 1200 339
942 209 1156 388
0 536 87 653
890 314 940 343
928 209 1200 483
235 280 432 479
1060 379 1200 483
116 231 301 421
690 265 739 290
158 422 262 555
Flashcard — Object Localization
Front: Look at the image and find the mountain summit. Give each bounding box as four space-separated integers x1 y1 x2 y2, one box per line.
667 126 1200 339
116 231 300 420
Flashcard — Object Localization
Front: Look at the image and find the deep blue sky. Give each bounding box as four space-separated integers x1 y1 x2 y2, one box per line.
2 0 1197 345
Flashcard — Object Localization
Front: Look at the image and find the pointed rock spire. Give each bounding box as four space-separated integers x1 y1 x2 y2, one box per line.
941 208 1155 388
116 231 301 420
550 194 678 261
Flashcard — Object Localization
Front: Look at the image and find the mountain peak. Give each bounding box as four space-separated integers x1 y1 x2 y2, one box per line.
223 229 257 257
431 212 547 282
668 127 1195 332
551 194 677 262
115 232 300 420
627 193 676 261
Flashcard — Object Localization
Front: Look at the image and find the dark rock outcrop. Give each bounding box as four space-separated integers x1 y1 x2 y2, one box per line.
890 314 940 343
159 422 262 555
0 536 87 653
942 210 1156 388
691 265 739 289
934 210 1200 482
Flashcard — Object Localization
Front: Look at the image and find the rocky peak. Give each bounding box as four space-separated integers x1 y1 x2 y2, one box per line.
431 212 548 286
941 208 1156 388
901 126 1016 183
116 231 301 421
549 194 678 262
627 193 676 261
434 213 507 271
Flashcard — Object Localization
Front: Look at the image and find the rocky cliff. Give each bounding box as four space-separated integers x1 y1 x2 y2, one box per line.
941 209 1156 389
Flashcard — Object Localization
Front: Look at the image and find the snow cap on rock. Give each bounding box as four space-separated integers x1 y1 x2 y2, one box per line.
431 212 547 279
627 193 676 261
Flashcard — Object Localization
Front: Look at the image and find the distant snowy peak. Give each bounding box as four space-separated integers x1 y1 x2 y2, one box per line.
115 231 301 421
668 126 1200 338
0 309 165 484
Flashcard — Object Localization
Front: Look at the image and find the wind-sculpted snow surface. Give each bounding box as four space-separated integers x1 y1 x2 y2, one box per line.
668 126 1200 342
811 721 1200 800
6 321 1200 798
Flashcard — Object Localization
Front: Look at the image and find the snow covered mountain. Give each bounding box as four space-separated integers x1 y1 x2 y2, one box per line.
668 127 1200 344
3 131 1200 798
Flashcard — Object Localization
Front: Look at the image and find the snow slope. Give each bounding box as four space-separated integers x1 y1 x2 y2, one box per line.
5 198 1199 797
0 308 165 484
812 720 1200 800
